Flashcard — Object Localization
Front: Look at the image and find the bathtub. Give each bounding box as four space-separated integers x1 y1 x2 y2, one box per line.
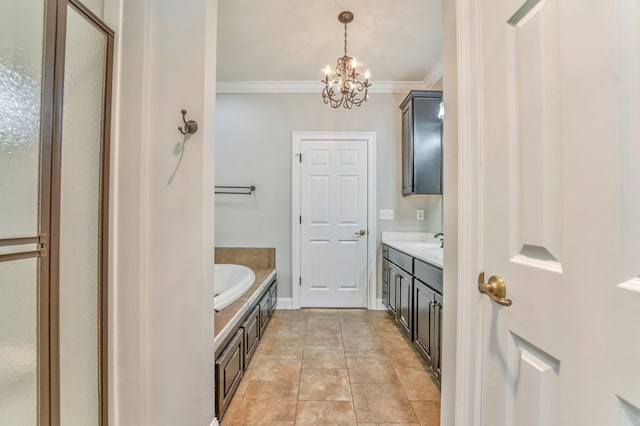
214 264 256 310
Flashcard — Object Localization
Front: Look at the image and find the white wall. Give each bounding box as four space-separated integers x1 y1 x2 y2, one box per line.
106 0 217 425
215 93 443 300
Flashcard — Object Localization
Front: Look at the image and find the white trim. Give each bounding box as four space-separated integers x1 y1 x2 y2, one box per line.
291 131 377 310
375 298 387 311
454 0 485 425
216 80 431 94
276 297 293 309
423 57 443 89
209 418 219 426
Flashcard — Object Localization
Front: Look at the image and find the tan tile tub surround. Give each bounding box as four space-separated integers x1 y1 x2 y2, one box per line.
213 247 276 349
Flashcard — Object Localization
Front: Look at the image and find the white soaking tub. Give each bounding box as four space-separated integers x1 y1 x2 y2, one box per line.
214 264 255 310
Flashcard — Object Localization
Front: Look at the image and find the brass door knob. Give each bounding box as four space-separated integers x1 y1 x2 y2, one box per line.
355 229 366 236
478 272 512 306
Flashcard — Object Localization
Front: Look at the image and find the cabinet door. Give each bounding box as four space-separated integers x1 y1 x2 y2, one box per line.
259 291 271 337
432 293 443 381
413 97 443 194
215 329 244 418
388 266 399 316
241 306 260 370
269 281 277 311
401 104 414 195
413 279 434 364
397 268 412 338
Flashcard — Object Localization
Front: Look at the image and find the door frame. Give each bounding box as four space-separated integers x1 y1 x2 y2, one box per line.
452 0 490 424
291 131 377 310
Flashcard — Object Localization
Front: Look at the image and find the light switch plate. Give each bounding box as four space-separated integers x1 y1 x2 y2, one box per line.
417 209 424 220
379 209 394 220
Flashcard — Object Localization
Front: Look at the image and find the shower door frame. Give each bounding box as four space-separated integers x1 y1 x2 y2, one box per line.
0 0 114 424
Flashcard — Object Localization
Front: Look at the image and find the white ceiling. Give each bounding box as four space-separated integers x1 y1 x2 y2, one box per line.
216 0 442 84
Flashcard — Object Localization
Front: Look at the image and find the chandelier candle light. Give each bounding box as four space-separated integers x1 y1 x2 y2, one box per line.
321 11 371 109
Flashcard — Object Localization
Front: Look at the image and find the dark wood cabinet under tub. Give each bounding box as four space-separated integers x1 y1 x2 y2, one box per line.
215 277 277 420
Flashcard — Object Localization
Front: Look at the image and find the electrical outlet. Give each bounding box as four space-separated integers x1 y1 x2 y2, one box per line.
379 209 395 220
417 209 425 220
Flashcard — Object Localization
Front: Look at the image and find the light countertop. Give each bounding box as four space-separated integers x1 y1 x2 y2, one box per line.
382 232 444 269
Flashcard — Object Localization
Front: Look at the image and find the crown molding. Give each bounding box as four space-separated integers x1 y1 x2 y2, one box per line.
216 79 432 94
423 57 443 89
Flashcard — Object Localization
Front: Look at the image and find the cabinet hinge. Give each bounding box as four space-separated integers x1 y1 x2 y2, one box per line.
299 277 302 286
299 154 302 163
299 215 302 224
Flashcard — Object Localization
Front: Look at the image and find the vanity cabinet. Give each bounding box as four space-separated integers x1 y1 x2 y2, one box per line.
382 258 390 308
382 244 443 382
400 90 443 196
385 247 414 339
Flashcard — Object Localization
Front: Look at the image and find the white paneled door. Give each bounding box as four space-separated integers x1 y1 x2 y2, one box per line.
299 138 368 308
473 0 640 424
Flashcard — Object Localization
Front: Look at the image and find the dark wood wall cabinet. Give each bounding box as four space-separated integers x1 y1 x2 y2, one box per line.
382 245 443 382
215 278 277 419
400 90 443 196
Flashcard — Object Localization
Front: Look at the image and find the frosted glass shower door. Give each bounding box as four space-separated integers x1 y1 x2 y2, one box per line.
58 3 111 425
0 0 48 424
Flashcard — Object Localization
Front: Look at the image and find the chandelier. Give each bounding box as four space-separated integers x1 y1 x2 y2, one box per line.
321 11 371 109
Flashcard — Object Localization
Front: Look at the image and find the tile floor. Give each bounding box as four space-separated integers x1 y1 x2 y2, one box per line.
221 308 441 425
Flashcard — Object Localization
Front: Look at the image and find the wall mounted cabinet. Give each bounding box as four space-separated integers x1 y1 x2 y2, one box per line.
400 90 443 196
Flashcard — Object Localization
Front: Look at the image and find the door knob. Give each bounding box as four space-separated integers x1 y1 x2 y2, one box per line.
478 272 512 306
355 229 366 236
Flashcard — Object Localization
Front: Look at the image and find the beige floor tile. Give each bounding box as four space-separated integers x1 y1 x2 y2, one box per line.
276 310 309 323
307 308 339 318
395 367 441 401
307 317 341 330
410 400 441 426
305 329 343 347
338 309 370 323
343 338 386 357
244 355 301 382
258 337 305 357
346 357 398 384
357 423 419 426
232 382 299 423
351 383 418 423
385 347 428 370
302 346 346 369
298 368 352 401
341 323 377 338
270 324 307 339
295 401 357 425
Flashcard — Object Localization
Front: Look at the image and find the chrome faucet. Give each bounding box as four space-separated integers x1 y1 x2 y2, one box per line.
434 232 444 248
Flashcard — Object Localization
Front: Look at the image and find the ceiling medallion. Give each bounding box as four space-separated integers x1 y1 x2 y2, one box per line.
321 11 371 109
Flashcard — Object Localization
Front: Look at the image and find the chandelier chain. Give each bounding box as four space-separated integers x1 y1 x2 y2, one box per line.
344 23 348 56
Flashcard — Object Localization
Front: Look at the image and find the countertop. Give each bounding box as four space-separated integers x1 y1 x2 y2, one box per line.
382 232 444 269
213 268 276 352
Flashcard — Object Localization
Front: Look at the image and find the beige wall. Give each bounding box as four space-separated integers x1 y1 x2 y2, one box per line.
215 92 443 300
106 0 217 424
441 0 459 423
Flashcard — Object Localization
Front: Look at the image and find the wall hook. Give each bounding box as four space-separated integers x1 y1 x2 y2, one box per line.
178 109 198 135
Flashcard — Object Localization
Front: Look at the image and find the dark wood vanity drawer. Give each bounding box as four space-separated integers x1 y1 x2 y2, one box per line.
388 246 413 274
414 259 442 293
215 329 244 418
241 305 260 370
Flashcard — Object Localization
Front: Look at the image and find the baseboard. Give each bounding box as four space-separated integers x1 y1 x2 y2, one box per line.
376 298 387 310
277 297 293 309
209 418 219 426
